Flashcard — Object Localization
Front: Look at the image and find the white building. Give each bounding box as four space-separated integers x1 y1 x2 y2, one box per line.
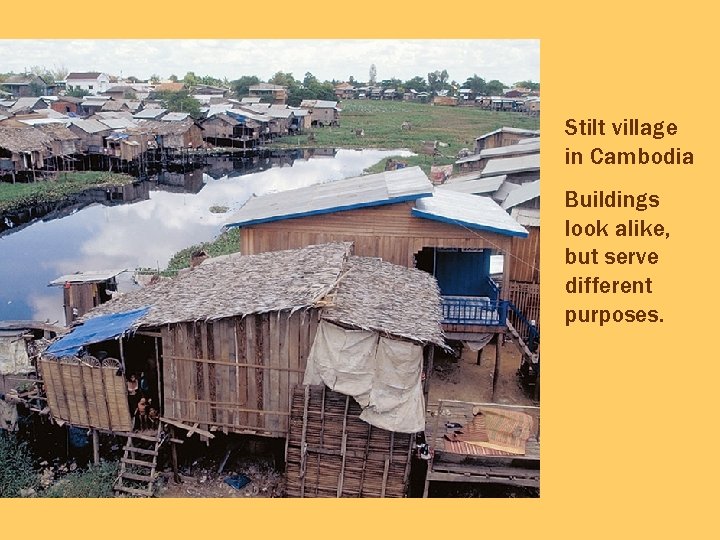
64 72 111 95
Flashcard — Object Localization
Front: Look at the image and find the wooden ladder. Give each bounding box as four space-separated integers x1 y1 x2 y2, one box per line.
114 429 165 497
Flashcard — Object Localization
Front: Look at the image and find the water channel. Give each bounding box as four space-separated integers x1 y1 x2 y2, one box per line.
0 148 412 323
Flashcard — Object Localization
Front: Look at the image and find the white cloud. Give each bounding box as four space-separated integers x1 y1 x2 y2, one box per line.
0 39 539 84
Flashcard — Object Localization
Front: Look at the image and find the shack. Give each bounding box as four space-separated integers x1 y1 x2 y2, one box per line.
49 270 126 326
474 127 539 153
39 242 444 497
299 100 340 127
0 125 52 181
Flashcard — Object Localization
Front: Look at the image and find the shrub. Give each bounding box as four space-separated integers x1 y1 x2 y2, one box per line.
0 433 38 497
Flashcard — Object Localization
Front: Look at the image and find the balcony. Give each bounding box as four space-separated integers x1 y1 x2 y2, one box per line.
441 296 508 326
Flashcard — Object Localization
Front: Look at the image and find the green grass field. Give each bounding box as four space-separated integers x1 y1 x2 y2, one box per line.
273 100 540 172
0 171 135 214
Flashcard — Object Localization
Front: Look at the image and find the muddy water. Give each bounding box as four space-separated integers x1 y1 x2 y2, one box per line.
0 149 411 323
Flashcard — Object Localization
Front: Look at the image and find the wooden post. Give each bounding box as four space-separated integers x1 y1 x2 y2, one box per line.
170 426 181 483
424 345 435 394
492 333 502 400
92 429 100 465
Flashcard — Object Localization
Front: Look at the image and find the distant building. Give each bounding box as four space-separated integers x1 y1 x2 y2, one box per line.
1 74 55 98
248 83 288 105
65 72 111 95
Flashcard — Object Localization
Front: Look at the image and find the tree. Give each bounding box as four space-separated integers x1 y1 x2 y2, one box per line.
485 79 507 96
369 64 377 86
464 74 487 94
303 72 318 88
268 71 298 89
182 72 198 86
156 89 201 118
67 87 90 98
231 75 260 97
427 69 450 94
514 80 540 91
169 74 178 82
404 76 428 93
348 75 355 85
150 74 161 84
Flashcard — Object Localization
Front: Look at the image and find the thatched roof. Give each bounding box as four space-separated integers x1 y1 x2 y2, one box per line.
322 256 444 346
0 126 52 152
82 242 444 345
37 123 80 142
85 243 353 327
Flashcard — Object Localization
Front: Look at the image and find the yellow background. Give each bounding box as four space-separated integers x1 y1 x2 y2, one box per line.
2 1 718 537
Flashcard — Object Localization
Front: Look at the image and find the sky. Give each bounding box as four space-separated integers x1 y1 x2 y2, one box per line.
0 39 539 85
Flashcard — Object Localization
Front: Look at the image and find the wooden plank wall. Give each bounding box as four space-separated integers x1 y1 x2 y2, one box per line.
39 359 132 431
161 309 319 437
241 202 514 268
286 385 413 498
509 226 539 283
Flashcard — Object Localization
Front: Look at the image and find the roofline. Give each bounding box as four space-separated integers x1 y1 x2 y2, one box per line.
227 192 432 229
410 208 529 238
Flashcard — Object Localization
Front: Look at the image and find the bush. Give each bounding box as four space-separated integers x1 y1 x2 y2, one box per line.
0 433 38 497
42 461 119 498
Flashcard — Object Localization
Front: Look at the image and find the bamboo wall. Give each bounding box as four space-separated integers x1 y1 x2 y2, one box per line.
240 202 514 269
507 281 540 328
160 309 320 437
286 385 413 498
39 359 132 431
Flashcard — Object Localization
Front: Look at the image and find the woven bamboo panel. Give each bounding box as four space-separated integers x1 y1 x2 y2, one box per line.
39 359 132 431
286 385 413 498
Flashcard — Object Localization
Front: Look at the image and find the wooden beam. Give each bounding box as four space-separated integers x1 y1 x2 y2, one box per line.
159 417 215 439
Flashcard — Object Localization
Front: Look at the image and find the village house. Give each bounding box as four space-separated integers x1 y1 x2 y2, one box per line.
39 242 444 497
299 100 340 127
474 126 539 153
248 83 288 105
1 74 56 98
225 166 528 342
50 96 82 115
0 125 52 180
65 72 111 95
67 118 112 154
333 82 355 100
457 137 540 173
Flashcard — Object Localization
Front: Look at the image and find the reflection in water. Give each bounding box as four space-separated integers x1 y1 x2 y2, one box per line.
0 149 412 323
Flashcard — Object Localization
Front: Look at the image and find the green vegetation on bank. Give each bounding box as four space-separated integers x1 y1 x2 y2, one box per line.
0 171 136 214
154 227 241 275
271 100 540 173
0 434 38 497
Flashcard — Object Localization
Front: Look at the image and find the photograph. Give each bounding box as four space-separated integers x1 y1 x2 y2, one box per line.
0 39 540 498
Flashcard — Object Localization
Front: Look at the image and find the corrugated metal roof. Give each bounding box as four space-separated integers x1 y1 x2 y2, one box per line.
97 117 136 130
411 191 528 238
226 166 433 228
133 108 167 119
70 118 111 134
501 180 540 210
475 127 539 141
436 175 506 195
300 100 338 109
161 112 191 122
481 153 540 177
493 181 521 204
511 207 540 227
517 137 540 145
49 269 126 286
479 140 539 158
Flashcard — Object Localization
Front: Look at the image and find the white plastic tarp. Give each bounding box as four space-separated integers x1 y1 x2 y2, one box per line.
0 334 32 375
304 320 425 433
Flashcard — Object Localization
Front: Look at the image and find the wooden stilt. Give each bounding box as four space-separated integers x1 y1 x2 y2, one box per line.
92 429 100 465
170 426 181 483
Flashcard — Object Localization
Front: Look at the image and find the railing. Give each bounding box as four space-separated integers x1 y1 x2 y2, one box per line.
507 301 539 353
441 296 508 326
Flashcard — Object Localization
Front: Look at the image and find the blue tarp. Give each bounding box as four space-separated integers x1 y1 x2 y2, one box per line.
45 307 150 357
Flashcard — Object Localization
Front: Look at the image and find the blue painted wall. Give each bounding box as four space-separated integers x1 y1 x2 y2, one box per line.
434 250 494 297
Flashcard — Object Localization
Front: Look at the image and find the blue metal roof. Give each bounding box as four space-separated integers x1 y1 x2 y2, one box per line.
411 190 528 238
225 166 433 228
44 307 149 357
